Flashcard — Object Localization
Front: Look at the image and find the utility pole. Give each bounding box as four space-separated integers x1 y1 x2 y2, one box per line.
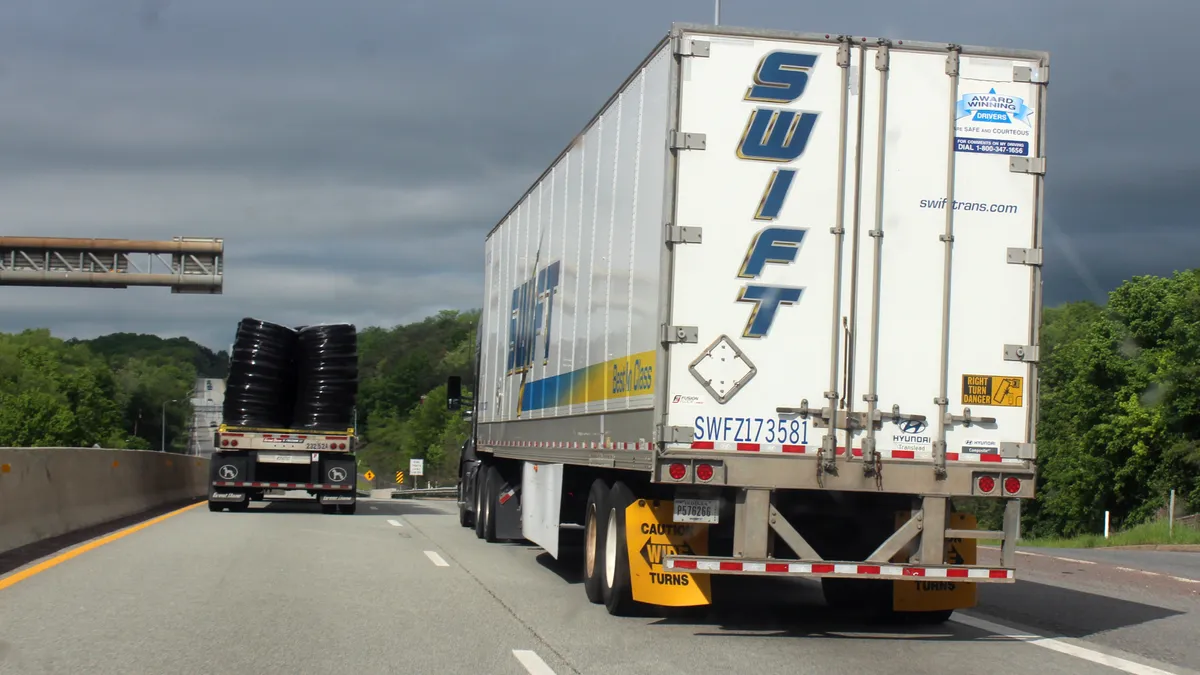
714 0 721 25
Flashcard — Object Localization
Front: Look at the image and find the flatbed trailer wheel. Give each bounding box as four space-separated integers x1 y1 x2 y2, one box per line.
601 481 643 617
582 479 609 604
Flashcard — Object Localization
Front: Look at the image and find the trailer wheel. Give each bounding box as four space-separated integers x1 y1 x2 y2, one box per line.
896 609 954 625
473 465 488 539
340 503 357 515
457 469 474 528
481 466 502 542
321 504 338 515
208 501 221 512
821 578 954 625
582 479 609 604
601 481 642 617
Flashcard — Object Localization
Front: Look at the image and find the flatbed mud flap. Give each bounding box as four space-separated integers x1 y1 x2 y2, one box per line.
893 512 979 612
625 499 712 607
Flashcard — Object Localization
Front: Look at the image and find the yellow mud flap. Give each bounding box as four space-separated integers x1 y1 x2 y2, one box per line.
625 499 712 607
893 512 979 612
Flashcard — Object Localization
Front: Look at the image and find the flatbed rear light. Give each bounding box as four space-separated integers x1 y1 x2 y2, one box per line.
977 475 996 494
668 463 687 480
1003 476 1022 494
695 463 714 482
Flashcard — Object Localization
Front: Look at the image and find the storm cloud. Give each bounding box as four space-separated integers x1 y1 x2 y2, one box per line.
0 0 1195 350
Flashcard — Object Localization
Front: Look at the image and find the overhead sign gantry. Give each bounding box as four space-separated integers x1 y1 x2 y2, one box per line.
0 236 223 293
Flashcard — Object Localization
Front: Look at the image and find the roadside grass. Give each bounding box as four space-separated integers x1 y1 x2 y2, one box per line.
984 519 1200 549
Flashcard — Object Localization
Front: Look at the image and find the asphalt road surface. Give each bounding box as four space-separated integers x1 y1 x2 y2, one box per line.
0 496 1197 675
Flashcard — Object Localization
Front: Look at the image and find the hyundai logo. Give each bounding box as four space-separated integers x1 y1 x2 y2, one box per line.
899 419 927 434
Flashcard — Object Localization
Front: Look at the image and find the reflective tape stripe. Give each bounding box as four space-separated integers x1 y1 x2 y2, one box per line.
663 557 1014 580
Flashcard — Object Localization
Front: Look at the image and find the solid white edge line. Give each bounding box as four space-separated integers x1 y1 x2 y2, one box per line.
952 613 1179 675
1053 556 1097 565
387 519 403 527
424 550 449 567
512 649 557 675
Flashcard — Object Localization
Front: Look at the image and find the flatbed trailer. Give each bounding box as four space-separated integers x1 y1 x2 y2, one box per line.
451 22 1048 620
208 424 359 514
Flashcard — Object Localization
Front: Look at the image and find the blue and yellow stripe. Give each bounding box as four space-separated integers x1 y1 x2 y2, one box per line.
518 350 656 415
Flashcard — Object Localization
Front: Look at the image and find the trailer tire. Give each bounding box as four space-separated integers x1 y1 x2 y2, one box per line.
208 501 221 512
896 609 954 625
601 481 642 617
482 466 501 543
821 578 954 625
473 465 488 539
582 479 609 604
340 503 357 515
458 470 474 528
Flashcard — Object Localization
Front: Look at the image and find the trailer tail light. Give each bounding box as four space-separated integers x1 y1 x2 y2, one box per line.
977 475 996 494
221 439 229 447
668 463 687 480
337 443 346 450
1004 476 1022 495
229 439 238 447
695 463 714 482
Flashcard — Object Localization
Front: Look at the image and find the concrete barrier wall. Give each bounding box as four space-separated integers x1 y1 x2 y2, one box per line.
0 448 209 554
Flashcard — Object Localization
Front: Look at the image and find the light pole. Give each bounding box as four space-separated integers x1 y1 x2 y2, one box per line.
714 0 721 25
161 397 183 452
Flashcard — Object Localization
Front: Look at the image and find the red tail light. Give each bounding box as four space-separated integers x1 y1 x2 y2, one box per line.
977 475 995 494
1003 477 1021 494
695 463 714 482
668 463 686 480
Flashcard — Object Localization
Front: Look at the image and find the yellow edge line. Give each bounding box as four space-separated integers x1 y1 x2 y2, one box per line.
0 500 207 592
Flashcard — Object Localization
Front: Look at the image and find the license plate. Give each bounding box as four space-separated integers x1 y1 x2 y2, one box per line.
673 498 719 524
257 452 311 464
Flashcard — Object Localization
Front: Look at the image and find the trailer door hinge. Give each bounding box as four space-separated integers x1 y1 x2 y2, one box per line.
1006 247 1043 266
1010 156 1046 175
670 132 707 151
1013 65 1049 84
1003 344 1040 363
674 38 710 58
1000 442 1037 460
657 424 693 445
662 324 699 344
666 225 703 245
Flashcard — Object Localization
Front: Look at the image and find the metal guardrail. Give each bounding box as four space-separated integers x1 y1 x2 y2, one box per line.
390 487 458 499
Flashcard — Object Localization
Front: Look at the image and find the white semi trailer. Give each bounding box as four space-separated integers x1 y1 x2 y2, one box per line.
450 22 1048 620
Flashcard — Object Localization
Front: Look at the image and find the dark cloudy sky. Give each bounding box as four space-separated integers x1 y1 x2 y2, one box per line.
1 0 1195 350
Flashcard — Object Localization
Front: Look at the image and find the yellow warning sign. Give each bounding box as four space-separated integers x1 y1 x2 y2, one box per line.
893 512 979 612
625 499 712 607
961 374 1023 407
363 470 375 482
395 471 405 484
